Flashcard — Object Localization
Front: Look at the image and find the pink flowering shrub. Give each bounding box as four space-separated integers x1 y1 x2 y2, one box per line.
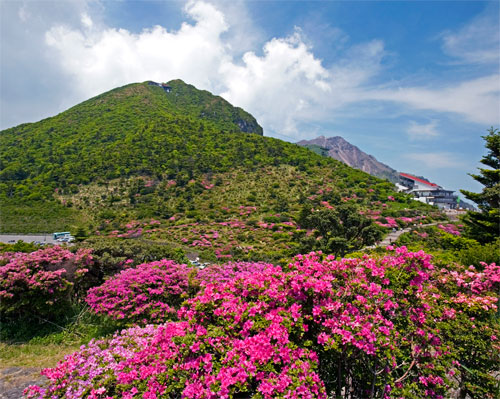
0 247 93 319
26 321 325 399
438 224 461 236
27 249 499 399
86 261 273 326
432 261 500 397
196 261 271 284
86 260 196 325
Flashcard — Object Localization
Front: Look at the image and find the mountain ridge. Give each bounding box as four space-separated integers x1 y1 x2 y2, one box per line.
297 136 400 183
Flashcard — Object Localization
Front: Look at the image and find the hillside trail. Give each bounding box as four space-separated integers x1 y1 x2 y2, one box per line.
368 222 440 249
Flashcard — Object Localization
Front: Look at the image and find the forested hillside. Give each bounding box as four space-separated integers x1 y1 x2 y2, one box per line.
0 80 437 262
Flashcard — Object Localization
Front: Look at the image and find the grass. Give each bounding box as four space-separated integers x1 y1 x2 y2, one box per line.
0 201 82 234
0 306 122 370
0 342 80 369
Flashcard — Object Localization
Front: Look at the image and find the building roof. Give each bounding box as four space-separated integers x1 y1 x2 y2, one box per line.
400 172 438 187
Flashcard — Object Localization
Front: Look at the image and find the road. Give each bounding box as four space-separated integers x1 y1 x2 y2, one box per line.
0 234 58 245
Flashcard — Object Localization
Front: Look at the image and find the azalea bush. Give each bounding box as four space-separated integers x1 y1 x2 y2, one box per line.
26 249 499 399
433 261 500 398
86 260 273 326
76 237 187 283
86 260 196 326
0 247 93 320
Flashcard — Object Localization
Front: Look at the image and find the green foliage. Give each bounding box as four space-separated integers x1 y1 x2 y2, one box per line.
395 225 500 269
1 79 435 263
0 200 80 233
460 128 500 243
0 80 310 205
299 204 383 257
77 236 188 283
0 240 39 254
302 143 330 157
457 239 500 268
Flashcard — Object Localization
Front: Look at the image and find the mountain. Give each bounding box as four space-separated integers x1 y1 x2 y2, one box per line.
0 79 271 196
0 80 436 261
297 136 399 182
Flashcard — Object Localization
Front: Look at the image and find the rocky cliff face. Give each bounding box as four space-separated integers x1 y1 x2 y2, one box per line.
297 136 399 182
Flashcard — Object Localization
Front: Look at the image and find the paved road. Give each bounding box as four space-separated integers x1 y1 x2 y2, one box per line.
0 234 58 245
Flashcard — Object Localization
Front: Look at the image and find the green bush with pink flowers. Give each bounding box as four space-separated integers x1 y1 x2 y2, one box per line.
25 248 499 399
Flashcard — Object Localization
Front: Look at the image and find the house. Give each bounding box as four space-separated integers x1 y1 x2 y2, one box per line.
147 81 172 93
398 173 458 209
161 84 172 93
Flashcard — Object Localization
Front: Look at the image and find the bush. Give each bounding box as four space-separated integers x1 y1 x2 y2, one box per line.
86 260 196 326
76 237 187 284
0 247 93 320
0 240 39 254
86 261 272 326
26 249 499 398
457 239 500 268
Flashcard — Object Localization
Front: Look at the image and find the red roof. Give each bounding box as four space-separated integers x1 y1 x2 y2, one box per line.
400 172 438 187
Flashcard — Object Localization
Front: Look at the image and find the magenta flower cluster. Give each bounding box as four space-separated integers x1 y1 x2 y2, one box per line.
0 247 93 317
437 224 461 236
86 260 194 325
25 248 499 398
86 260 272 325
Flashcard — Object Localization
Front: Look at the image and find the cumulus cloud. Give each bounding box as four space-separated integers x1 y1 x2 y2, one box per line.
220 30 332 135
406 152 462 169
45 1 230 97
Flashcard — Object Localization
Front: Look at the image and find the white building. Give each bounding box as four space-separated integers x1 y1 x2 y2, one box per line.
398 173 458 209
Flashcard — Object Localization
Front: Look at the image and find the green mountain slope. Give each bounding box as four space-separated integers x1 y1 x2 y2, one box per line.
0 80 441 261
0 80 262 196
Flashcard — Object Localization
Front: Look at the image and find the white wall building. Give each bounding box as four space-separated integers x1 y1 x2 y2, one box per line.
398 173 458 209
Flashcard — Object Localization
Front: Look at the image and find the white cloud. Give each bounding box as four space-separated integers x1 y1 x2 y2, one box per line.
45 1 231 98
220 30 332 136
81 12 93 28
406 152 462 169
441 13 499 65
407 120 439 140
4 0 499 136
368 74 500 125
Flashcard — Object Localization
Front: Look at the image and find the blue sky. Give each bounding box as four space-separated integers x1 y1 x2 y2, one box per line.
1 0 499 195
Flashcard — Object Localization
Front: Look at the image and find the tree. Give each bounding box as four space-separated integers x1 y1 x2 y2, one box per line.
460 128 500 244
299 204 383 257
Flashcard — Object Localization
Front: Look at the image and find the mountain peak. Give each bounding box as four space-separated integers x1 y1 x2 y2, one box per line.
297 136 399 182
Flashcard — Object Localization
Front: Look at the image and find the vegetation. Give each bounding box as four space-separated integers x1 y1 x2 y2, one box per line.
2 81 497 398
460 128 500 243
22 250 499 399
298 204 383 257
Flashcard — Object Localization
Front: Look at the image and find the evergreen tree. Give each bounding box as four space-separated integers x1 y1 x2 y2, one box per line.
300 204 383 257
460 128 500 243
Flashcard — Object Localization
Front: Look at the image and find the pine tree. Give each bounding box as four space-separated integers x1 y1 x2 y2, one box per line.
460 128 500 243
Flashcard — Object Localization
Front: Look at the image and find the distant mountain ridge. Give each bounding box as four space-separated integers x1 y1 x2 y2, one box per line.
297 136 399 182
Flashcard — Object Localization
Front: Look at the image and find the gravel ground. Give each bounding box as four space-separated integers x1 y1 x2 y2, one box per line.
0 368 46 399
